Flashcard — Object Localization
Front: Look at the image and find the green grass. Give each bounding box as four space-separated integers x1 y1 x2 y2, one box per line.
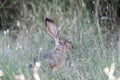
0 0 120 80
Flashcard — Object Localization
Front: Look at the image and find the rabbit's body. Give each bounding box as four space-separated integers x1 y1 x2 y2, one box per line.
45 49 66 70
44 18 73 72
45 49 62 62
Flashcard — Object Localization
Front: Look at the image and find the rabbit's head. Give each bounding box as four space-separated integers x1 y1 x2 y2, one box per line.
45 18 74 51
58 38 74 51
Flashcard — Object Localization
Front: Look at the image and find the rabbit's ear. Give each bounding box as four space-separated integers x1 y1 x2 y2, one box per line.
45 18 60 39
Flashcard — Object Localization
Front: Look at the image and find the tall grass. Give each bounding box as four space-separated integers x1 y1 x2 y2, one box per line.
0 0 120 80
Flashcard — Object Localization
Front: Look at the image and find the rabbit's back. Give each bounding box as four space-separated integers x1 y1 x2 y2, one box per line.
45 50 65 65
45 50 56 60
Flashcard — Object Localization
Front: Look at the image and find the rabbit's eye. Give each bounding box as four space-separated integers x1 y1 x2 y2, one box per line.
60 41 65 45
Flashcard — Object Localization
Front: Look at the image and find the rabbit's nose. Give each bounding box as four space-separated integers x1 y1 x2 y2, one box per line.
66 45 74 51
69 45 74 50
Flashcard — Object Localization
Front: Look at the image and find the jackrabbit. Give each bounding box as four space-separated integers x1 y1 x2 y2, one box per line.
45 18 74 72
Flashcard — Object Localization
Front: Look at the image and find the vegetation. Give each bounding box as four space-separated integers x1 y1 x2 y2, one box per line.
0 0 120 80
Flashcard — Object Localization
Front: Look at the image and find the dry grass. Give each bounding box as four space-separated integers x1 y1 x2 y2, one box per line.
104 63 120 80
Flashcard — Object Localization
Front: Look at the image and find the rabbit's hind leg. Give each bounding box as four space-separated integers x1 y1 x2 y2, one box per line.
50 62 59 72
